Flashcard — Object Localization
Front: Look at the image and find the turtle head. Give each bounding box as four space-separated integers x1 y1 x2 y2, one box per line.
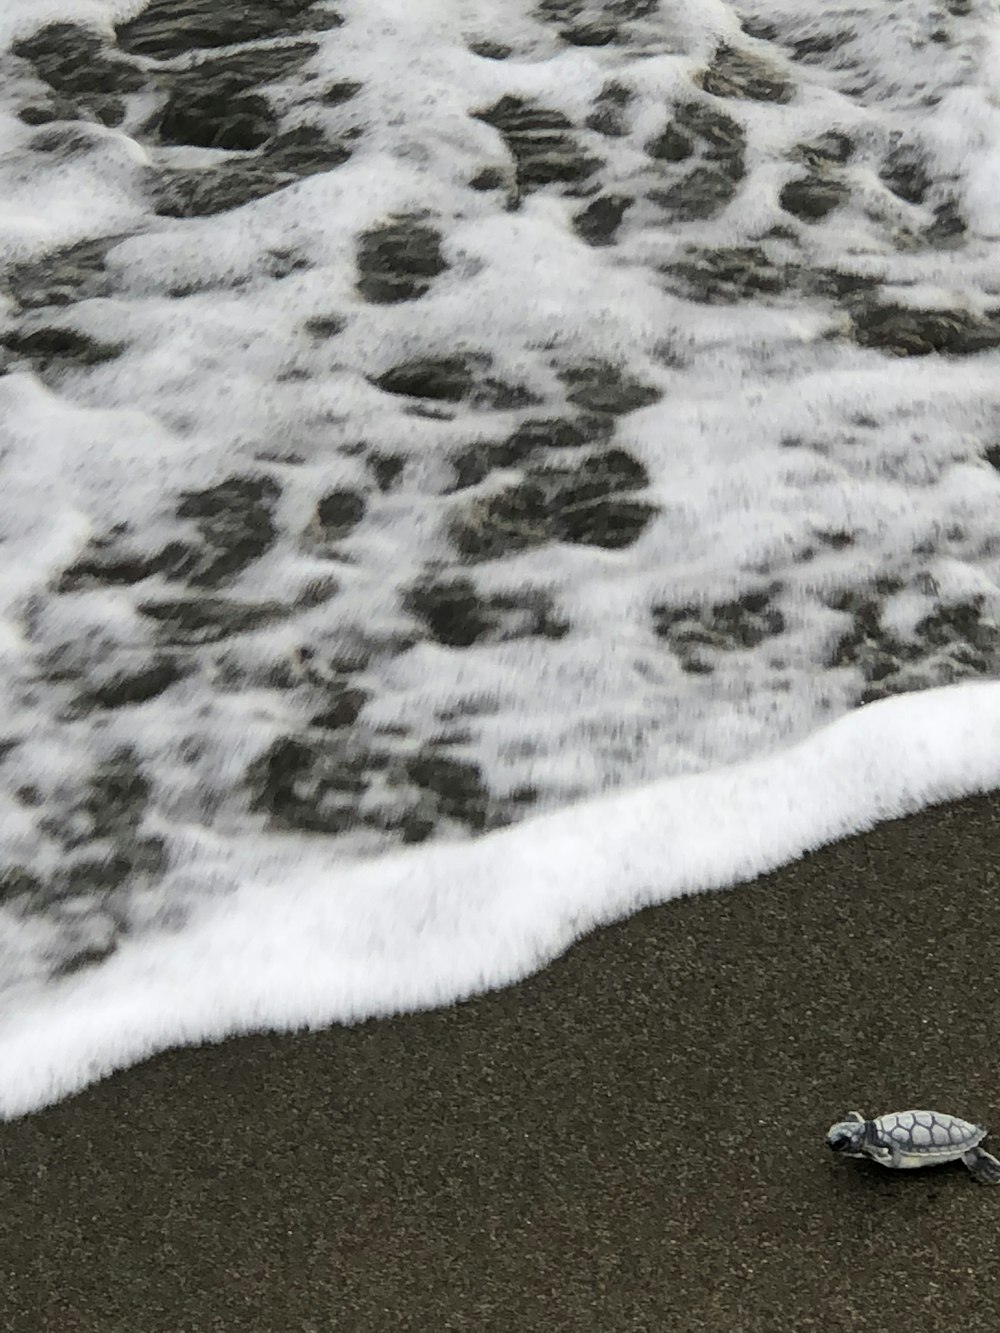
826 1113 867 1156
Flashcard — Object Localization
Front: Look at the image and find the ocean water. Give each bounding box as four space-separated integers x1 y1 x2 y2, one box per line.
3 0 1000 1116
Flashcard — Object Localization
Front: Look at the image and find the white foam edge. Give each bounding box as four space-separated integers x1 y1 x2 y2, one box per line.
2 678 1000 1119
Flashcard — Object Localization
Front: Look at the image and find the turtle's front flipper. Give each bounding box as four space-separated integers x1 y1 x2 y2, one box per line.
865 1142 895 1167
961 1147 1000 1184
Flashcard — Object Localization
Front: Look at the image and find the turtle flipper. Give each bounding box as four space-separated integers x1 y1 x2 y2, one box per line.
866 1142 895 1167
961 1147 1000 1184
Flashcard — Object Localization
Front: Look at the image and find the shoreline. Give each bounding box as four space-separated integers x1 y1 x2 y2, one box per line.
3 789 1000 1331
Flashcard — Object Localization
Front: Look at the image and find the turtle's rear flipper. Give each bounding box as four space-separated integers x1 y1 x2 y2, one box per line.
961 1147 1000 1184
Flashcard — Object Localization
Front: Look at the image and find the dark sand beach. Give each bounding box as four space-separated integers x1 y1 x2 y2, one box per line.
3 791 1000 1333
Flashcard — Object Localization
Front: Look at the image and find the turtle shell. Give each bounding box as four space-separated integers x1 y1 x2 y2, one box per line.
870 1109 986 1165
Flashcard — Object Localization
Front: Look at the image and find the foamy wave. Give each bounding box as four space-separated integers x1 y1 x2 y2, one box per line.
2 0 1000 1109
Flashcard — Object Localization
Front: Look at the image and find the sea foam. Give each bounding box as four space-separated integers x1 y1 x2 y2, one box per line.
2 0 1000 1112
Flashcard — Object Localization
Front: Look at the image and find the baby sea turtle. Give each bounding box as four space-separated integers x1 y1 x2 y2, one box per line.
826 1109 1000 1183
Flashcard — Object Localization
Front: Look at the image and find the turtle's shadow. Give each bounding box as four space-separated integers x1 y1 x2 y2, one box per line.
827 1155 965 1203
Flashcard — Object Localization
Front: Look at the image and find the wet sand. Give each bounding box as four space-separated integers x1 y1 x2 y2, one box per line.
2 790 1000 1332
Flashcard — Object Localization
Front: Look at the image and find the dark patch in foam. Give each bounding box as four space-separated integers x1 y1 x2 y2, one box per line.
375 355 538 409
313 488 368 542
247 728 520 841
536 0 660 47
1 326 124 375
474 97 603 192
548 447 650 502
807 268 880 302
788 28 855 64
646 101 747 222
115 0 340 58
171 476 282 588
355 218 449 304
12 23 143 127
825 588 1000 704
559 21 617 46
664 246 794 304
449 417 603 491
265 124 354 175
469 167 508 193
152 126 352 218
75 659 186 712
780 136 854 222
50 942 119 978
652 162 743 222
698 44 793 103
584 82 633 138
506 416 601 452
550 497 656 549
557 360 660 415
0 867 44 906
924 201 967 248
403 754 493 832
137 597 289 644
449 445 656 560
799 133 855 167
302 314 348 339
27 123 134 161
321 79 363 105
469 40 513 60
663 241 981 315
879 144 933 206
151 43 323 151
152 163 297 218
6 237 119 312
653 590 786 674
450 483 554 562
248 736 369 834
404 576 570 648
376 356 480 403
367 452 405 492
309 683 371 730
572 194 632 246
849 305 1000 358
57 529 196 593
779 175 850 223
13 751 171 977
